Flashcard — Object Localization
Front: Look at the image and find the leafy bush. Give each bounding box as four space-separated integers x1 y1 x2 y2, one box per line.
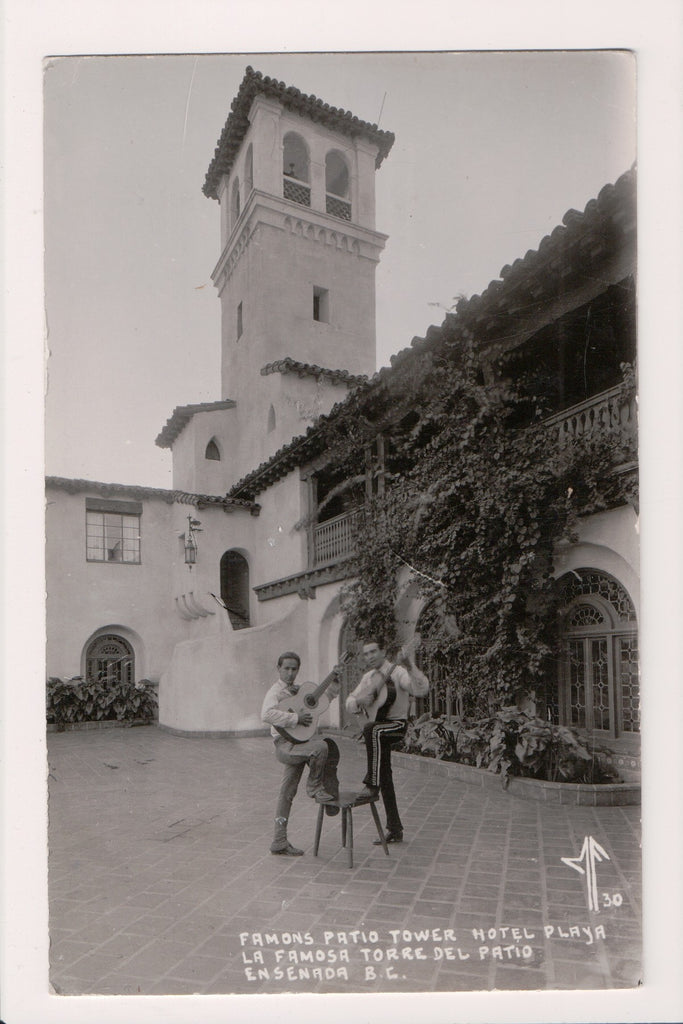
336 348 637 712
46 676 158 726
402 706 621 784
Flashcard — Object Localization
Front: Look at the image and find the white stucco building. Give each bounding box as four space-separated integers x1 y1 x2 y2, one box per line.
45 68 639 776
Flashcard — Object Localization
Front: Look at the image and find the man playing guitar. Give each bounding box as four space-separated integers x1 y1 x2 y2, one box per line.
346 637 427 845
261 651 341 856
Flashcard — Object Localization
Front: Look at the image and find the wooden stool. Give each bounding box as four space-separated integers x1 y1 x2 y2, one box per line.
313 790 389 869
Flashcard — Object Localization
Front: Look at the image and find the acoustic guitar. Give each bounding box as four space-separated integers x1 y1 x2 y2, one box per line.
351 636 424 723
274 652 353 744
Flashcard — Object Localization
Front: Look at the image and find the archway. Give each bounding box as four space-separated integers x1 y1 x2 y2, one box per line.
85 633 134 685
556 569 639 739
220 550 251 629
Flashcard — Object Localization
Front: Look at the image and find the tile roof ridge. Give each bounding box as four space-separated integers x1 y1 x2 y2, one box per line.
203 66 395 200
260 356 369 385
155 399 237 449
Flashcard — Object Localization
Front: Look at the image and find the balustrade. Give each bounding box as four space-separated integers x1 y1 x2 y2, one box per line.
543 386 636 446
314 508 362 566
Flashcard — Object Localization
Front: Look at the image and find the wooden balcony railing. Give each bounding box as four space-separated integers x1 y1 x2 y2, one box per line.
313 508 362 566
543 385 637 446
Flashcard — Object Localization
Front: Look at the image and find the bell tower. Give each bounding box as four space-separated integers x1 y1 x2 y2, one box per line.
203 68 394 412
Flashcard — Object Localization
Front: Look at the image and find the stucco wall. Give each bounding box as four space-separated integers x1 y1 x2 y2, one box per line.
159 576 349 734
553 504 640 620
220 218 377 411
45 485 186 681
170 407 238 494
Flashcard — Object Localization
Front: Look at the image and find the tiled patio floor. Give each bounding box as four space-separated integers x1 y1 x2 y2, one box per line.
47 725 642 996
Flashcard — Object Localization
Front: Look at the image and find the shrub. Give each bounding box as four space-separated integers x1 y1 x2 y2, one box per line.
401 706 621 784
46 676 158 726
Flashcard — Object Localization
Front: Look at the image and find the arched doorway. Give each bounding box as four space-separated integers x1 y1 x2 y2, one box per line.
85 634 134 685
557 569 639 739
337 621 364 729
220 550 251 629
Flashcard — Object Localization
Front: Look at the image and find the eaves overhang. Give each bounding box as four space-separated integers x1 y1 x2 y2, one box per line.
155 400 237 449
203 66 395 201
46 476 260 515
226 167 637 501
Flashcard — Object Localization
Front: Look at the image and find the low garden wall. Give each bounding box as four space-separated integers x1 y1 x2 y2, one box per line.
394 749 640 806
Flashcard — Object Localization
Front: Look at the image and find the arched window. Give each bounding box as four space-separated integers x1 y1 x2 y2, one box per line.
325 150 349 196
220 550 250 630
231 178 241 226
267 404 276 433
244 143 253 195
557 570 639 738
282 132 310 207
85 634 134 685
205 439 221 461
325 150 351 221
283 132 309 181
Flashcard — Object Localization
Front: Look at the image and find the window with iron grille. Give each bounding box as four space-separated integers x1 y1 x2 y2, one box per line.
558 570 639 738
283 132 310 207
85 497 141 563
85 633 134 684
326 195 351 220
325 150 351 220
283 177 311 206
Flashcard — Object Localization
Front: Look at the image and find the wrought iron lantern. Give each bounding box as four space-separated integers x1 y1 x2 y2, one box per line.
184 515 202 565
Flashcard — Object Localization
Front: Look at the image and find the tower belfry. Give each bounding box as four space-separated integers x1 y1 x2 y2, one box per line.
202 68 394 469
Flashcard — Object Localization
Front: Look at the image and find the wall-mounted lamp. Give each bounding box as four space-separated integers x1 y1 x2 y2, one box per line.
184 515 202 566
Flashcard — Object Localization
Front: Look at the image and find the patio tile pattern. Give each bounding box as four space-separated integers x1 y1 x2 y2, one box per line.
48 726 642 995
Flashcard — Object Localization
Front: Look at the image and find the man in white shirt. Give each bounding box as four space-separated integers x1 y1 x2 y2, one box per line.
346 638 427 845
261 651 340 856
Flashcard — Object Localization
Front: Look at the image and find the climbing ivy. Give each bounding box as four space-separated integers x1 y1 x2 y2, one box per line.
337 341 636 712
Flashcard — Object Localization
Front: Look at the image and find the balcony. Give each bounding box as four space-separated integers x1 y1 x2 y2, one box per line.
314 508 362 566
543 386 637 447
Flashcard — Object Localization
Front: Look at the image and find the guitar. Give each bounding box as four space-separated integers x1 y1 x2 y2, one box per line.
274 652 353 744
351 636 424 723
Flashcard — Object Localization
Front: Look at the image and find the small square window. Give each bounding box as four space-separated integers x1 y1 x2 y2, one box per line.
86 511 141 563
85 497 142 563
313 286 329 323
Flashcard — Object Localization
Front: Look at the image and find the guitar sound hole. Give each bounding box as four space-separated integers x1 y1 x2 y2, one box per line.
304 696 317 708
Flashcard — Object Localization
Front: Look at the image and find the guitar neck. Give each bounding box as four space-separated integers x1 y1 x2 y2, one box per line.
310 666 340 702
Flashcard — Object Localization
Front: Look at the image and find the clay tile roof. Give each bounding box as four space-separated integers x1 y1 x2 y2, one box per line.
155 399 236 449
45 476 259 514
260 356 368 387
446 166 636 341
228 166 636 498
203 66 395 200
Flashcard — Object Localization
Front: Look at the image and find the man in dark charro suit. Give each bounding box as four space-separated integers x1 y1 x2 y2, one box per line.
345 638 421 845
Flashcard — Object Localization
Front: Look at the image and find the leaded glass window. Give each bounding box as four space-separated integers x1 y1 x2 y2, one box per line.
558 569 638 738
85 634 134 685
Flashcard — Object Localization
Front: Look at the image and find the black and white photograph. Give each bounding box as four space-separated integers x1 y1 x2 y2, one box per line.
44 45 641 992
3 4 683 1024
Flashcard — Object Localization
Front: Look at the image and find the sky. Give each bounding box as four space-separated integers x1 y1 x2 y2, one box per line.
44 51 637 488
